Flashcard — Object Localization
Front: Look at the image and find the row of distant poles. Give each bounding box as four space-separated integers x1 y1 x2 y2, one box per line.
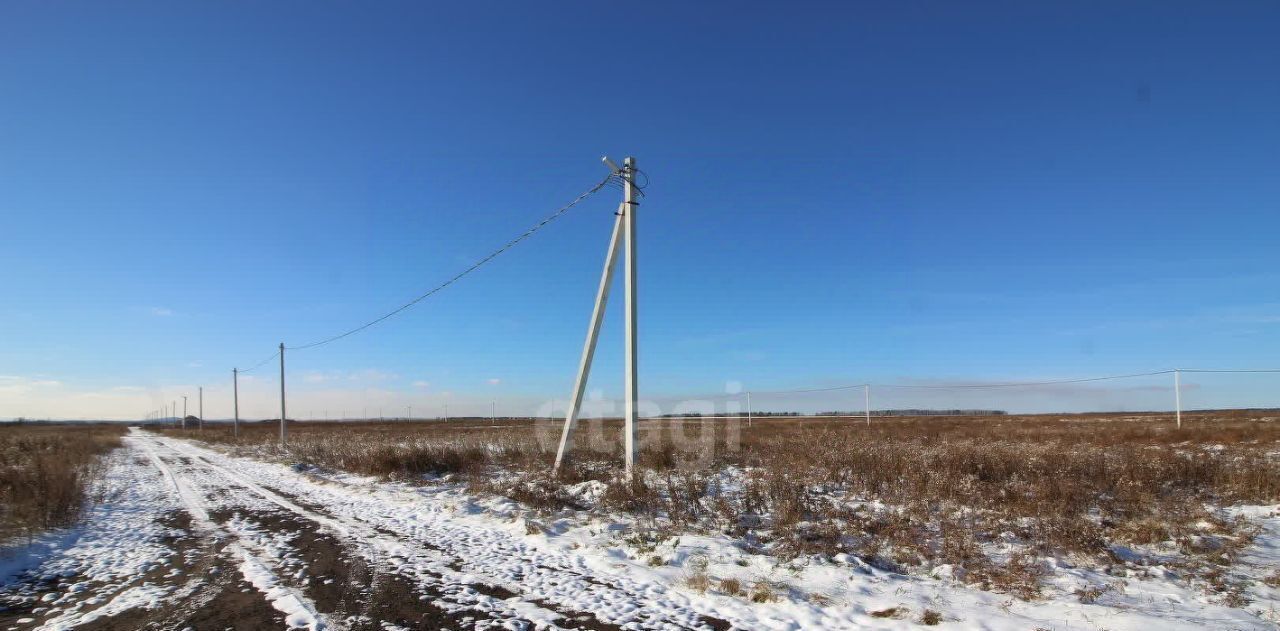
145 387 203 430
149 349 503 440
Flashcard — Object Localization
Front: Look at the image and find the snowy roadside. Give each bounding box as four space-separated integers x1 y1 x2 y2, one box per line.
1 433 329 631
0 443 183 628
181 435 1280 630
5 430 1276 630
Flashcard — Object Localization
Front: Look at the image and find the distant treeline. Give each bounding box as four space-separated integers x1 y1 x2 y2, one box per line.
817 409 1007 417
657 409 1007 418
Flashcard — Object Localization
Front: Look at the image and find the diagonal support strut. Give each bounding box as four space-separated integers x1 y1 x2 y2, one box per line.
554 203 626 471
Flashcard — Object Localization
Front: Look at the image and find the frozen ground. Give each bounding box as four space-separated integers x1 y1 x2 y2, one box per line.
1 428 1276 630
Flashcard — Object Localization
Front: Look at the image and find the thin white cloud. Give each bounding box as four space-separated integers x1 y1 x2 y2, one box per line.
487 378 502 385
348 369 399 383
0 377 62 395
412 380 431 389
299 369 400 385
150 307 174 317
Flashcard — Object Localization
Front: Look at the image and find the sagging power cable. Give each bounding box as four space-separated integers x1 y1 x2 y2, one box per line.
237 350 280 374
285 171 621 351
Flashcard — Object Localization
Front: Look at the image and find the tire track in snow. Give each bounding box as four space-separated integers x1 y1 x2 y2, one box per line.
140 434 565 629
150 433 731 630
135 433 334 631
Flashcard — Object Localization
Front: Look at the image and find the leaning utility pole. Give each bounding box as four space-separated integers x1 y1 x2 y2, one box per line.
232 368 240 438
279 343 287 446
555 156 640 477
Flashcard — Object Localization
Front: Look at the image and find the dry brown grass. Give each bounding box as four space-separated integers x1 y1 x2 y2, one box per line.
0 423 125 543
718 577 743 596
159 409 1280 601
920 608 943 625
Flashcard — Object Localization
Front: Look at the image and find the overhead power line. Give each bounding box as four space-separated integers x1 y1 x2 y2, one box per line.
1179 368 1280 374
226 171 619 372
237 350 280 374
287 171 620 351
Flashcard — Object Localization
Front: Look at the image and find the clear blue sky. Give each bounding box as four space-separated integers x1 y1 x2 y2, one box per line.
2 2 1278 419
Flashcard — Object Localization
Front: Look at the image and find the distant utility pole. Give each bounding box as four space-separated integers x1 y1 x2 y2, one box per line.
181 396 188 429
555 156 640 477
747 391 752 428
491 401 496 425
864 384 871 426
198 386 203 430
232 368 240 438
172 400 177 428
444 403 449 422
279 343 287 446
1174 369 1182 429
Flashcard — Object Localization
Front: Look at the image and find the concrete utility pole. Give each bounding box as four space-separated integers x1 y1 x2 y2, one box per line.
172 400 177 428
491 401 496 425
622 157 639 476
198 386 203 430
232 368 240 438
1174 369 1182 429
864 384 871 426
747 391 753 428
555 156 641 477
279 343 287 446
181 396 187 429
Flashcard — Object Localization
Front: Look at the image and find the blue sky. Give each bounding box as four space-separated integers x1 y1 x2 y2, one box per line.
2 2 1278 419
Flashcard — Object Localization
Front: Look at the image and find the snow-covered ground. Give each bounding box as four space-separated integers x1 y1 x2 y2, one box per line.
2 429 1277 630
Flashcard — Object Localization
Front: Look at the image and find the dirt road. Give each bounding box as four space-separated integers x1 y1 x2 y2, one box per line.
0 430 729 630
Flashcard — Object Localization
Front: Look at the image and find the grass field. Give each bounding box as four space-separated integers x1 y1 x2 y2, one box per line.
157 409 1280 605
0 423 124 543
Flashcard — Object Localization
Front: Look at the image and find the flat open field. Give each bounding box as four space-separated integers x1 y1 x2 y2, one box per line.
2 412 1278 630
